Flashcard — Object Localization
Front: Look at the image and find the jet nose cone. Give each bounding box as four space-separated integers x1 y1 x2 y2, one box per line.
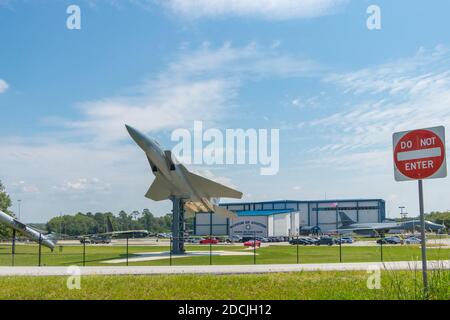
125 124 160 153
125 124 139 138
125 124 146 146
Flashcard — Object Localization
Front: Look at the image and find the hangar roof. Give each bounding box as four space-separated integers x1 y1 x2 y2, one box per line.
236 209 294 216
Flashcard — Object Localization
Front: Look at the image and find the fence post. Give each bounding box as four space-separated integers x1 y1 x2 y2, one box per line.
380 236 383 262
12 229 16 267
339 234 342 263
253 231 256 265
209 213 213 265
83 238 86 267
209 235 213 265
169 236 172 266
126 236 129 266
38 234 42 267
296 235 299 264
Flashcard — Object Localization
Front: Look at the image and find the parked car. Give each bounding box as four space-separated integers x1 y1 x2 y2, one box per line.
289 237 310 245
255 237 269 243
377 236 403 244
244 240 261 247
186 237 201 244
80 235 111 244
305 237 319 245
405 237 421 244
315 236 336 246
199 238 219 244
225 235 243 243
339 237 354 244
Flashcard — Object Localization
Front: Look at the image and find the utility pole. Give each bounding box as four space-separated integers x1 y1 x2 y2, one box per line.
17 200 22 220
399 206 406 220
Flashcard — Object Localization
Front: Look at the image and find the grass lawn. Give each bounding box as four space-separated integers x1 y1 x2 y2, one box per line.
0 270 448 300
0 243 448 266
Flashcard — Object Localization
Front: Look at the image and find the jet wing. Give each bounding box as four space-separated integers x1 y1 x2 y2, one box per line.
145 176 172 201
181 166 243 199
333 228 381 234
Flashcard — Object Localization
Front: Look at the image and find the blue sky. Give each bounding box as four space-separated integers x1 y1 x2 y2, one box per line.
1 0 450 222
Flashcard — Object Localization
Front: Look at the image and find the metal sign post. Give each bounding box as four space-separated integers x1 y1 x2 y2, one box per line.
339 234 342 263
393 126 447 297
418 179 428 295
296 235 299 264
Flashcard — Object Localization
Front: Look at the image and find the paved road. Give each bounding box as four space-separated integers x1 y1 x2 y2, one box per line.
0 260 448 276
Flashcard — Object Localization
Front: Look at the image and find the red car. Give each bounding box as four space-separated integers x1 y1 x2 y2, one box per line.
244 240 261 247
200 238 219 244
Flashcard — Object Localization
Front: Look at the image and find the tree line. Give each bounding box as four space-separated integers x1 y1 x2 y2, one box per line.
425 211 450 229
0 180 448 238
46 210 174 236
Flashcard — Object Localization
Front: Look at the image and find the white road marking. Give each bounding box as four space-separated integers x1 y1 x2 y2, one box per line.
397 147 441 161
0 261 448 276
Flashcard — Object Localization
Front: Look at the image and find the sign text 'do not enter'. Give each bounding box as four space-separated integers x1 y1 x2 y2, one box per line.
393 126 446 181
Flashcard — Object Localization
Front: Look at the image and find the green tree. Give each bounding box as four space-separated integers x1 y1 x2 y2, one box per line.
0 181 13 239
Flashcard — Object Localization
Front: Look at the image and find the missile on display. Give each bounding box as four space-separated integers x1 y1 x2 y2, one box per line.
125 124 243 218
0 210 56 250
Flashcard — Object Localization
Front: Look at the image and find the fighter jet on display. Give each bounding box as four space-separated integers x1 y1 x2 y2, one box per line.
125 125 243 219
0 210 57 250
337 212 445 235
77 215 150 243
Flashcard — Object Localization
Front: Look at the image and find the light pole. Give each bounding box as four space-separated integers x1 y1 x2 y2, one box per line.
399 206 406 220
17 200 22 220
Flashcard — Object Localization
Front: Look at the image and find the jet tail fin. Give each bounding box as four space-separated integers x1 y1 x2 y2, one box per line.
145 176 172 201
106 215 114 233
46 233 59 245
339 211 355 226
180 165 242 199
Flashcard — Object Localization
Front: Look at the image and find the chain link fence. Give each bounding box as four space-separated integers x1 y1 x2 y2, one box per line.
1 234 439 267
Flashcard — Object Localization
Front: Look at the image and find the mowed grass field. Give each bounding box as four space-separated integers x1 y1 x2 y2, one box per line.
0 243 449 266
0 270 448 300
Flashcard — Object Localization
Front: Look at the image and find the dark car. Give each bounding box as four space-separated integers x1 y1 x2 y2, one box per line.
315 236 336 246
80 235 111 244
289 237 310 245
377 236 403 244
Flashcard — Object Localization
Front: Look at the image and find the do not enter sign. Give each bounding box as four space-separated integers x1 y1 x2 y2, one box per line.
393 126 447 181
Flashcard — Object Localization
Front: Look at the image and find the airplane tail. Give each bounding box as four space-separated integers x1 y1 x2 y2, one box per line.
46 232 59 245
106 215 114 233
339 211 355 226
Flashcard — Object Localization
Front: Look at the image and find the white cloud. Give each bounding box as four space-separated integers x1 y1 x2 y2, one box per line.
53 178 111 193
169 42 319 79
68 78 235 142
65 43 318 142
159 0 349 20
0 79 9 93
11 181 40 194
308 45 450 156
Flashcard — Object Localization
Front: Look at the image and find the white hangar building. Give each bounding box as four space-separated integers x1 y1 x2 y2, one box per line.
193 199 386 237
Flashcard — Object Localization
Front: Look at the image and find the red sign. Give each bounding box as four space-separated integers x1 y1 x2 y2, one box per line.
393 127 446 181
